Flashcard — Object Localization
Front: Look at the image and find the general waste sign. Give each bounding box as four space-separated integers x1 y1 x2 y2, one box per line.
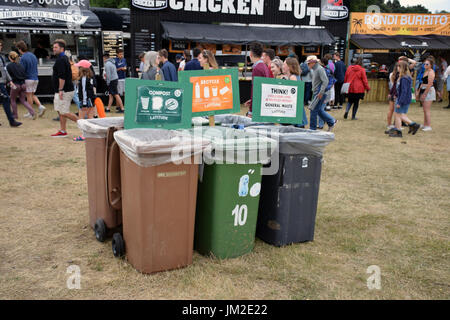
251 77 304 124
124 78 192 129
179 68 240 116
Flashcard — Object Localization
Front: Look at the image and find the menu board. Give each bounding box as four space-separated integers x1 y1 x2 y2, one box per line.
103 31 123 59
170 41 190 53
276 46 295 56
302 46 320 56
179 69 240 117
124 79 192 130
222 44 242 55
251 77 304 124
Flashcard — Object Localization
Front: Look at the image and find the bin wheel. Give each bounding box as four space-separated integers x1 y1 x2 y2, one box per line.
112 233 125 258
94 219 107 243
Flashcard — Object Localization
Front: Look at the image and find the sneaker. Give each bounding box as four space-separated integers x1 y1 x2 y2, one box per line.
38 105 46 117
51 130 67 137
410 123 421 135
73 136 85 141
351 117 358 120
53 116 60 121
385 125 395 134
344 112 348 119
325 106 331 111
105 108 111 113
422 126 432 132
389 130 402 138
10 121 22 127
116 109 124 114
443 105 450 109
328 119 338 132
24 113 32 119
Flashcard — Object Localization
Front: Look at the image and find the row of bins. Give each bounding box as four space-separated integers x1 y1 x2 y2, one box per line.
77 115 334 274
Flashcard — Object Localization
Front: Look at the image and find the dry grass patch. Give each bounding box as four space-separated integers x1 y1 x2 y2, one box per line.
0 101 449 300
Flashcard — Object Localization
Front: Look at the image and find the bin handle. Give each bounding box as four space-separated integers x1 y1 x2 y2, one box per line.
278 156 285 187
106 127 122 211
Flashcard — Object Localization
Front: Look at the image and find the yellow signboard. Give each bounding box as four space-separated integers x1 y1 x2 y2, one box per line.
351 12 450 36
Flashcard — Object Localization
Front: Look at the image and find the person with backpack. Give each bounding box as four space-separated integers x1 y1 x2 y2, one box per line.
6 51 37 120
300 59 312 106
343 57 370 120
73 62 96 141
333 52 346 109
307 55 337 131
68 55 81 111
283 57 308 128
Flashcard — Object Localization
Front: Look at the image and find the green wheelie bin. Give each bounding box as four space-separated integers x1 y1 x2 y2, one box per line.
192 126 277 259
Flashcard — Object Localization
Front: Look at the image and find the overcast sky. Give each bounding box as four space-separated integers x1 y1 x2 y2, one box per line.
398 0 450 13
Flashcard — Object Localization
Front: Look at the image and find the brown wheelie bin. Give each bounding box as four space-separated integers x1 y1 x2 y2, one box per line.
77 117 124 242
112 129 210 274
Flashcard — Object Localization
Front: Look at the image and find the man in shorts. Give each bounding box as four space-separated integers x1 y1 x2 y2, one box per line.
51 39 78 137
15 40 46 118
115 49 127 100
104 53 124 113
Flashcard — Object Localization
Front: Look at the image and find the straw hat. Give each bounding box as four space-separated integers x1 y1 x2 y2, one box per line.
305 55 318 63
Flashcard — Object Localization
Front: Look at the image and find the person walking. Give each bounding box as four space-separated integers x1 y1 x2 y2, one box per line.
270 58 286 79
262 48 275 78
307 55 337 131
389 61 421 138
114 49 127 98
244 42 273 117
16 41 46 118
443 63 450 109
73 65 96 141
50 39 78 137
343 58 370 120
283 57 308 128
184 47 203 71
385 62 399 133
141 51 164 80
419 58 436 132
6 51 37 120
198 50 218 69
436 56 447 103
179 49 191 71
158 49 178 81
0 43 22 127
300 58 312 107
104 53 124 113
324 53 335 110
333 52 346 109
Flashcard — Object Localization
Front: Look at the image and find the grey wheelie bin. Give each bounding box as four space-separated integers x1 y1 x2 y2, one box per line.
245 126 335 246
214 114 269 129
77 117 124 242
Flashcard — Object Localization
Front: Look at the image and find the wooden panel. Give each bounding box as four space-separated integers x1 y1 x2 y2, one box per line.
366 79 388 103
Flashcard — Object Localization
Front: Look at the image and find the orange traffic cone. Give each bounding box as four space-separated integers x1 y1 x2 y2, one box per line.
95 97 106 118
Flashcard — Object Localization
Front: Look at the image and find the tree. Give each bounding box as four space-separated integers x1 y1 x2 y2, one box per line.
350 0 430 14
90 0 130 8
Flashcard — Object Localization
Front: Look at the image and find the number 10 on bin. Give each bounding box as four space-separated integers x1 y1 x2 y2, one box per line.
232 205 248 227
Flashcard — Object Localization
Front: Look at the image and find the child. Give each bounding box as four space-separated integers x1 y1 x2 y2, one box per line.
73 66 95 141
389 61 421 138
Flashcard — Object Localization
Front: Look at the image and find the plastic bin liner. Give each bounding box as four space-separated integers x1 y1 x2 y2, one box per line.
188 126 278 165
245 126 334 157
77 117 124 139
214 114 269 127
192 117 210 126
114 129 211 167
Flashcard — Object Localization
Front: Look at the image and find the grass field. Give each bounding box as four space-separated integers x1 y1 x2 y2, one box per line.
0 100 449 300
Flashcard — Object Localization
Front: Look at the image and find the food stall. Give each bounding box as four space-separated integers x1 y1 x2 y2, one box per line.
349 12 450 102
0 0 102 97
130 0 350 102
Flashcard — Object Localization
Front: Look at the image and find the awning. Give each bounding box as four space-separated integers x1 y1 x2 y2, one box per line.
0 6 101 29
161 22 335 46
91 7 130 31
351 34 450 50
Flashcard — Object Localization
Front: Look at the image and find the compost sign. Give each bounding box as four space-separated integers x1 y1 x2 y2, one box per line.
179 68 240 116
251 77 304 124
124 78 192 129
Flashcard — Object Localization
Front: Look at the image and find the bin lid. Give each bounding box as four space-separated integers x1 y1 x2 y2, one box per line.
245 125 334 157
189 126 278 165
114 128 210 167
77 117 124 139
